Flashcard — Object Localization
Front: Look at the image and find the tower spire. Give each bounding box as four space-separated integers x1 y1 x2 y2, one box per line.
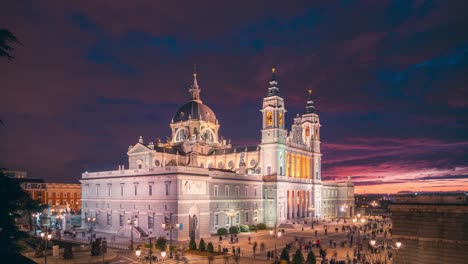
267 67 280 96
189 65 201 102
304 89 316 114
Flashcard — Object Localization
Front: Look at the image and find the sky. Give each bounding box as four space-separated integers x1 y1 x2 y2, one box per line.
0 0 467 194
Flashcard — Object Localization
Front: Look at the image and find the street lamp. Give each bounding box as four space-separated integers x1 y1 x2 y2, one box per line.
162 213 180 258
352 214 366 261
32 213 37 235
341 204 348 220
40 232 52 264
127 217 137 251
269 225 282 259
87 216 96 244
369 239 402 264
308 206 315 229
226 209 237 228
225 209 237 243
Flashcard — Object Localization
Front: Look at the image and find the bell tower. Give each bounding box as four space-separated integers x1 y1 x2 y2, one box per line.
260 68 288 176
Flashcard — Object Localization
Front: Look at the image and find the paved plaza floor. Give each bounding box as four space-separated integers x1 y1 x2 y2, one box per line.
29 218 393 263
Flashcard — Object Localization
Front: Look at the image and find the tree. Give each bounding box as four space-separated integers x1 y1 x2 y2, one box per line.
229 226 239 234
189 237 197 250
199 238 206 251
0 29 21 60
207 242 214 253
217 228 228 236
280 247 290 263
306 251 316 264
0 171 35 257
292 249 305 264
256 223 267 230
156 236 167 251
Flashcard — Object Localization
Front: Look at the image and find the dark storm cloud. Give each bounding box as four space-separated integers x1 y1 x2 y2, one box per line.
0 0 467 192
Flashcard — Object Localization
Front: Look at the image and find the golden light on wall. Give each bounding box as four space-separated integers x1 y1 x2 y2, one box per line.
266 112 273 126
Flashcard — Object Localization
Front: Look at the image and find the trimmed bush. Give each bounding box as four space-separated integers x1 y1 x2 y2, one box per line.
240 224 250 232
199 238 206 251
280 247 290 263
249 225 257 231
256 223 267 230
189 238 197 250
229 226 240 234
63 245 73 259
156 236 167 251
217 228 228 236
292 249 304 264
306 251 316 264
207 242 214 253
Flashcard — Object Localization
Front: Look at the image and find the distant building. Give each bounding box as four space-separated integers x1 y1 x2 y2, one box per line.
44 183 82 213
81 70 355 240
389 192 468 264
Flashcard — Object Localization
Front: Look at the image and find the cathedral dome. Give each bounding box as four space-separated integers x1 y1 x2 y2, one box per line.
173 101 217 123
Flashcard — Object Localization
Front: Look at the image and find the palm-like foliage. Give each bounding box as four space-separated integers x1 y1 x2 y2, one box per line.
0 29 21 60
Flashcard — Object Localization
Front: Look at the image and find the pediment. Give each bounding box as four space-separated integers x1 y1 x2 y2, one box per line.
127 143 151 155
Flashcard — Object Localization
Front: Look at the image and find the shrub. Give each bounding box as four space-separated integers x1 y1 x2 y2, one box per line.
199 238 206 251
306 251 316 264
207 242 214 253
189 238 197 250
229 226 240 234
292 249 304 264
249 225 257 231
156 236 167 251
240 224 250 232
63 245 73 259
91 238 101 256
280 247 290 263
217 228 228 236
256 223 267 230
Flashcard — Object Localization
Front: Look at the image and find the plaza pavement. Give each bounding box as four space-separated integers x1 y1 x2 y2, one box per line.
52 217 393 263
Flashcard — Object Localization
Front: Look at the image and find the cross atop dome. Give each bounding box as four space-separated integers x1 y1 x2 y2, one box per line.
267 67 280 96
304 89 316 114
189 66 201 102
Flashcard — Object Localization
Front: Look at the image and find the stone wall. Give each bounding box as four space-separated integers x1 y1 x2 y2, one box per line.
390 193 468 264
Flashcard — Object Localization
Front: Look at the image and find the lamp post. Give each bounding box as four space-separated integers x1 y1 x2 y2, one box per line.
57 214 62 230
32 213 37 235
369 239 402 264
127 217 137 251
308 206 315 229
341 204 349 221
352 214 366 262
87 216 96 245
40 232 52 264
269 225 282 259
162 213 180 259
226 209 237 228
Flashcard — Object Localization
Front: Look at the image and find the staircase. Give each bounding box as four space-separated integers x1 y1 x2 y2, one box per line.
117 225 148 239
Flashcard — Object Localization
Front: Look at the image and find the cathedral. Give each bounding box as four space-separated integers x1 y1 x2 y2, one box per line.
80 69 355 240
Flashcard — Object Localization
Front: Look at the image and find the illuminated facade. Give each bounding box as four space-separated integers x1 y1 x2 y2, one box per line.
81 69 354 240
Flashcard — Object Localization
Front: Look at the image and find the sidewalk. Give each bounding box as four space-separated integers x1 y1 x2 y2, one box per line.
24 247 119 264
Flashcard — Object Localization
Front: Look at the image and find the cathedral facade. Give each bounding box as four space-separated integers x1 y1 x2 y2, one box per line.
80 69 354 240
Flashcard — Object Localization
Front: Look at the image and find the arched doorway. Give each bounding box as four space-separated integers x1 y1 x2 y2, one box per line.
188 204 200 240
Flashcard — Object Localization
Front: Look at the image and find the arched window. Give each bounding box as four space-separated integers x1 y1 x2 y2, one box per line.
175 128 189 142
201 129 215 142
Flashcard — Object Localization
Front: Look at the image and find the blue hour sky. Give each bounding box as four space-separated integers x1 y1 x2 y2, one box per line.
1 0 467 193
